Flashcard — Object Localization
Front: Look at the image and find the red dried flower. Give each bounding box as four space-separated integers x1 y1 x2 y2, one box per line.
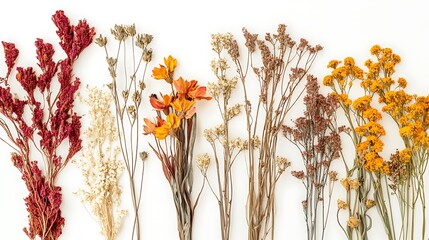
0 10 94 240
1 41 19 80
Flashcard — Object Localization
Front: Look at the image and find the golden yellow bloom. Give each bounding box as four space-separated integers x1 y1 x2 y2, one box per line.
323 75 334 87
352 95 372 112
152 65 169 80
344 57 355 66
392 54 401 64
337 199 348 210
171 97 196 119
364 152 386 173
349 179 360 190
339 93 352 107
347 216 360 228
154 113 181 140
365 199 375 209
363 108 382 121
370 45 381 55
399 148 412 163
164 55 177 73
327 60 339 69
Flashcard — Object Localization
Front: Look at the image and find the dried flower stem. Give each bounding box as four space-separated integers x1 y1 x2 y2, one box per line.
224 24 322 240
283 76 342 240
0 10 94 240
200 33 246 240
96 24 153 240
75 86 126 240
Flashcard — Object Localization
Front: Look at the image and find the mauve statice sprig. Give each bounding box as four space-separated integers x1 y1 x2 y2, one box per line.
283 75 342 240
0 10 94 240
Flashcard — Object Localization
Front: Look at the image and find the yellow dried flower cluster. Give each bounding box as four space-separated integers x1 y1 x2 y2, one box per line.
325 57 389 174
75 86 126 240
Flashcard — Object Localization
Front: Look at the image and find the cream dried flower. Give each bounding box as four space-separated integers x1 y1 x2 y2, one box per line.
75 86 126 240
196 153 211 172
276 156 291 172
337 199 348 210
211 33 234 53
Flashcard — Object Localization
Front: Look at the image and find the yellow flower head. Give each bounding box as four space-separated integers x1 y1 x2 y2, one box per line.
323 75 334 87
341 178 350 190
171 97 196 119
347 216 360 228
344 57 355 67
365 199 376 209
370 45 381 55
363 108 382 121
154 113 181 140
327 60 339 69
164 55 177 73
152 65 169 80
399 148 412 163
352 95 372 112
337 199 348 210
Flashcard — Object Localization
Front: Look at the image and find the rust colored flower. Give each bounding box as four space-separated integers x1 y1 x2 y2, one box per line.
173 77 212 100
143 117 163 135
150 93 173 112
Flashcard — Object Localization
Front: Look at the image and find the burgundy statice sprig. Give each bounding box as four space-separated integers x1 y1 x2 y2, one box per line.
0 10 95 240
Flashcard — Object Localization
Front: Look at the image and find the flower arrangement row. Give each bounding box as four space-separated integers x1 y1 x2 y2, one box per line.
0 10 427 240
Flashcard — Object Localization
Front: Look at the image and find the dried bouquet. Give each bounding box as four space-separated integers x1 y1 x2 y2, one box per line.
144 55 211 240
212 24 322 240
0 10 94 239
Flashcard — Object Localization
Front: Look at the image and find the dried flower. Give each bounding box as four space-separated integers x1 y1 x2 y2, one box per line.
144 56 211 240
338 199 348 210
347 216 360 228
196 153 211 172
0 10 94 239
283 75 341 240
98 23 153 239
75 86 126 240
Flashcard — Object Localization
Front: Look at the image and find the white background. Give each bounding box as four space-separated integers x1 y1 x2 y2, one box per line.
0 0 428 239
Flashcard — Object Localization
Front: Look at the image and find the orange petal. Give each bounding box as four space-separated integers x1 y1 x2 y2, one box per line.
143 118 156 135
166 113 181 129
189 86 212 100
152 65 168 80
154 125 170 140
